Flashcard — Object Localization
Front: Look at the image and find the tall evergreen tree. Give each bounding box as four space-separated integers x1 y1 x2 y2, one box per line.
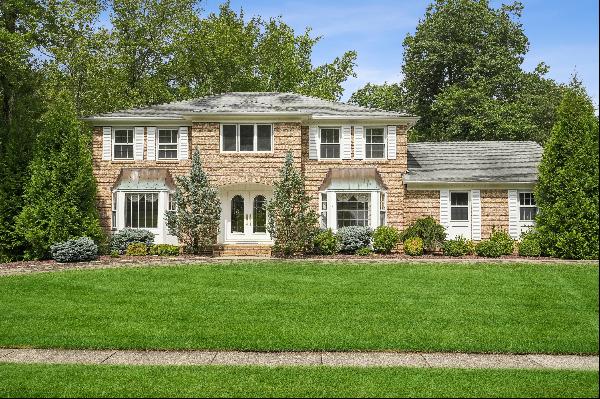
166 148 221 254
15 93 103 259
534 82 599 259
267 151 319 257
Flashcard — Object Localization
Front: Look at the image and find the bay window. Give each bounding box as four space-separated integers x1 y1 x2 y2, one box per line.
336 193 370 228
125 193 159 229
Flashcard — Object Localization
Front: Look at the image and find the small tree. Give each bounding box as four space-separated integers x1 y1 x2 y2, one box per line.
267 151 319 256
166 148 221 254
15 93 103 259
534 82 599 259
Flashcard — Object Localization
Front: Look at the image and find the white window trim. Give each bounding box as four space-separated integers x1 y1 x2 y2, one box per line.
320 189 384 231
156 127 179 161
517 190 537 235
318 126 342 160
364 126 387 160
112 127 135 160
219 123 274 153
449 191 471 222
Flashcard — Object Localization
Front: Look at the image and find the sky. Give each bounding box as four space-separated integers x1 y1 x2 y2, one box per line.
202 0 599 107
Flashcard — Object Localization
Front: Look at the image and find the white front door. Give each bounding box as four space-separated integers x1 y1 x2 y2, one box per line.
224 191 271 243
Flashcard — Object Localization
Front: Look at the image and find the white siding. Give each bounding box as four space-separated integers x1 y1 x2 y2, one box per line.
354 126 364 160
178 126 189 160
309 125 318 160
471 189 481 240
147 126 156 161
387 125 397 160
134 127 144 160
508 189 519 239
102 127 112 160
440 189 450 229
341 125 352 160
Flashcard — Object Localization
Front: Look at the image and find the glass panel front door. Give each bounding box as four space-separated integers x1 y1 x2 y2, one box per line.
225 191 271 243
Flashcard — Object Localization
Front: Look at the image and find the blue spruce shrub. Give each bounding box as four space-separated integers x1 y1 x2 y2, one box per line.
50 237 98 263
111 228 154 254
336 226 372 254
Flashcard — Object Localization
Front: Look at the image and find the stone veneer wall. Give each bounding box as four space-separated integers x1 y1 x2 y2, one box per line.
481 189 509 238
301 125 409 230
403 188 510 240
92 122 301 233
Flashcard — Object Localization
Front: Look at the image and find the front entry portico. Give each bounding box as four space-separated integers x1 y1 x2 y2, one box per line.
222 185 272 244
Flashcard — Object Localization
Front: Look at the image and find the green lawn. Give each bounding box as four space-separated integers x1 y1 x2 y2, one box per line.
0 261 597 353
0 363 597 398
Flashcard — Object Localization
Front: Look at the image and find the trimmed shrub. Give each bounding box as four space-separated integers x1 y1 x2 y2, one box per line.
150 244 180 256
400 216 446 253
475 240 504 258
50 237 98 263
442 236 474 257
403 237 424 256
111 228 154 254
518 231 542 257
313 229 339 255
336 226 372 254
126 242 148 256
372 225 400 254
110 250 120 258
489 228 515 255
356 247 373 256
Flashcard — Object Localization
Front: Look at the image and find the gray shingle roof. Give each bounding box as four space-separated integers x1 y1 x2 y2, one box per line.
405 141 543 183
85 92 413 120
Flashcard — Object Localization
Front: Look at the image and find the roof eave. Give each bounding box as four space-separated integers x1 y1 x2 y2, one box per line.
404 180 538 190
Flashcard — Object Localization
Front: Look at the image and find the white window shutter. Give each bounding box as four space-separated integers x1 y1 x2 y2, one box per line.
178 126 189 160
147 127 156 161
102 127 112 160
471 189 481 240
508 189 519 239
387 125 397 160
309 126 318 160
440 189 450 229
354 126 364 160
341 125 351 159
133 127 144 160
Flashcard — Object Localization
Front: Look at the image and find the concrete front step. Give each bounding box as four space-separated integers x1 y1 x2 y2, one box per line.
213 244 272 257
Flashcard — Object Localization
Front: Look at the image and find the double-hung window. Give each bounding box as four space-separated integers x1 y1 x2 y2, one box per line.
320 128 340 159
112 192 117 230
365 127 386 159
519 192 537 221
450 192 469 221
158 129 178 159
221 124 273 152
113 128 134 159
320 193 328 228
125 193 159 229
379 192 387 226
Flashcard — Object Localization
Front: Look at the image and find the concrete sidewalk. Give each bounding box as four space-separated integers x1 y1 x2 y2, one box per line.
0 348 597 370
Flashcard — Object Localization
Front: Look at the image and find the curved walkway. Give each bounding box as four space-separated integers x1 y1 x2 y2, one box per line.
0 349 597 370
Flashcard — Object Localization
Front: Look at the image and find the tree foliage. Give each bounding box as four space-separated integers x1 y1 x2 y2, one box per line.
534 83 599 260
15 93 103 259
350 0 565 143
267 151 319 257
166 148 221 254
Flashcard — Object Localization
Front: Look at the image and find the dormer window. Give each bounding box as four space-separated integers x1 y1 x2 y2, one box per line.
221 124 273 152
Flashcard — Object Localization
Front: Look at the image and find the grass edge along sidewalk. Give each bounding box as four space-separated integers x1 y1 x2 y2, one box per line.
0 363 597 398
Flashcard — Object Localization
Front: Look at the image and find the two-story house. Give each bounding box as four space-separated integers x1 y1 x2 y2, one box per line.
85 92 542 253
